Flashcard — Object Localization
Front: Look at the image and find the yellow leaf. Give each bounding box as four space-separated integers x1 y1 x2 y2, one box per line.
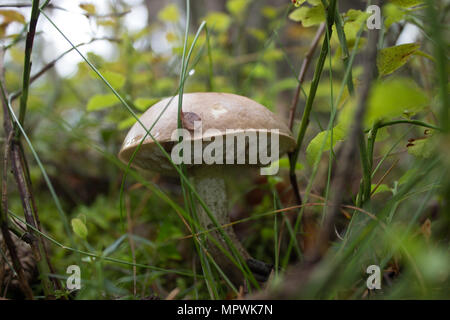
226 0 251 17
0 10 25 24
79 3 96 15
288 4 325 27
166 31 177 42
204 12 231 32
158 4 180 22
0 22 8 38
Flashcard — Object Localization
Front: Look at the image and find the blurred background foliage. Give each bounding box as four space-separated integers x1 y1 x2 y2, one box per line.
0 0 448 299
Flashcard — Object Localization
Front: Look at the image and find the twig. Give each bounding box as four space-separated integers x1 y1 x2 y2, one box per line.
371 159 399 196
0 218 34 299
16 0 41 133
312 16 380 263
0 3 65 11
284 0 337 265
289 0 337 169
0 87 33 299
288 23 326 131
1 43 54 296
10 37 121 101
373 119 442 132
251 1 381 298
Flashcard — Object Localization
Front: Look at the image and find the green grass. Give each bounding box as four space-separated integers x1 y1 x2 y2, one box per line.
0 0 448 300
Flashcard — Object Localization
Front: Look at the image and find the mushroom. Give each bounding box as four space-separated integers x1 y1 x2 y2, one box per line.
119 92 296 286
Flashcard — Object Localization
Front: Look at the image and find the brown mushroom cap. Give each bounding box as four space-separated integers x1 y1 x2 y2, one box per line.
118 92 296 172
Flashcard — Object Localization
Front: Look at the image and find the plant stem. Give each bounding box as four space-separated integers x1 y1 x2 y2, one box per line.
425 0 449 132
289 0 337 172
288 23 326 131
16 0 40 136
374 119 442 132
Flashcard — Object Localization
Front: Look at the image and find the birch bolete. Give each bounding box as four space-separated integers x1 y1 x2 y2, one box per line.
119 92 296 285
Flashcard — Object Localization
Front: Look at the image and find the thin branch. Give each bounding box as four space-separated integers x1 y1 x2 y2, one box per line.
252 1 381 299
1 44 54 296
285 23 326 208
0 3 66 11
16 0 40 131
371 159 399 196
284 0 337 263
288 23 326 131
10 37 121 101
373 119 442 132
289 0 337 172
0 52 34 300
312 19 380 263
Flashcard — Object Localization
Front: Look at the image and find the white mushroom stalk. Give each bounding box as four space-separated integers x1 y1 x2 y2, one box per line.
191 165 266 285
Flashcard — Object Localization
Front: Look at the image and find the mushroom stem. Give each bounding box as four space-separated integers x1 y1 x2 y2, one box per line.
191 165 271 286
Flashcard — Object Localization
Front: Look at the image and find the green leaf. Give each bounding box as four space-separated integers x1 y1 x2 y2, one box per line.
71 218 88 239
306 0 322 4
158 4 180 22
157 222 183 242
377 43 420 77
292 0 307 7
261 6 278 19
388 0 423 7
333 9 370 44
226 0 251 16
101 70 126 89
270 158 304 171
204 12 231 32
366 78 429 125
407 136 435 158
371 184 391 195
134 97 159 111
87 93 119 111
306 125 346 165
289 5 325 27
118 116 137 130
247 63 273 79
248 28 266 41
414 50 435 62
271 78 299 93
383 3 405 29
262 48 283 62
154 77 175 93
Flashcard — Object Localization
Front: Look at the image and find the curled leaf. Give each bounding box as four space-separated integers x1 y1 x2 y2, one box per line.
79 3 96 15
377 43 420 76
